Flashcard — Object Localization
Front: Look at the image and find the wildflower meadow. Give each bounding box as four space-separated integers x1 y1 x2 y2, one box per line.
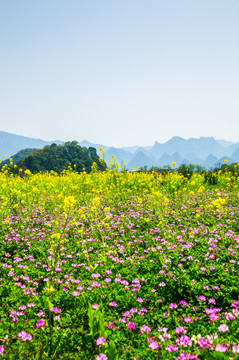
0 164 239 359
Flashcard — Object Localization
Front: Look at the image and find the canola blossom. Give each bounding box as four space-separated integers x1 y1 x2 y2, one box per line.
0 167 239 359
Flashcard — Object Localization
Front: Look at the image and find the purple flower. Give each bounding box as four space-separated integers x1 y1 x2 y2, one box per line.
96 337 107 346
198 295 206 302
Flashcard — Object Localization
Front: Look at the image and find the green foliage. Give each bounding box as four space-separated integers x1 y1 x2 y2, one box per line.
0 148 38 168
15 142 106 174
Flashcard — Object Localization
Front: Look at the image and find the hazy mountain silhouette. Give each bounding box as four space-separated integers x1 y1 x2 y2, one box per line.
1 131 239 170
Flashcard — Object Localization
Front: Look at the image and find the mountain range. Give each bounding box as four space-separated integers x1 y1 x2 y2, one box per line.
1 131 239 170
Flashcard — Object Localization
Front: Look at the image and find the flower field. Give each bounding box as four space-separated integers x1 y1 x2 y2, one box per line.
0 168 239 359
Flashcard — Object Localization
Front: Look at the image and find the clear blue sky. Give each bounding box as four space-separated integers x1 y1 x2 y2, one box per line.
0 0 239 146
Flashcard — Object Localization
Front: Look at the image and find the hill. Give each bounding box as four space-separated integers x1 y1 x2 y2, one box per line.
15 142 106 174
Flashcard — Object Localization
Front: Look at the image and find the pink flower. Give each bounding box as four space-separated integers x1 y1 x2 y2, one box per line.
127 321 136 330
50 307 62 314
218 324 229 333
198 295 206 302
176 335 192 347
209 313 219 322
148 341 159 350
96 337 107 346
96 354 108 360
197 337 211 349
175 326 187 335
176 353 198 360
140 325 151 334
232 345 239 354
106 323 115 329
0 346 5 356
72 291 79 296
109 301 117 307
27 302 35 307
169 303 178 309
215 344 228 353
37 311 45 317
92 304 99 309
165 344 178 352
179 300 188 307
36 319 45 328
136 298 143 303
18 331 32 341
184 317 193 323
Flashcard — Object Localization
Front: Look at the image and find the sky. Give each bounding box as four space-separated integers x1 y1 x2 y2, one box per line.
0 0 239 147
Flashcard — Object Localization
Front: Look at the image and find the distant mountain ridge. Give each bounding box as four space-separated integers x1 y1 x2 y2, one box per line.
0 131 63 160
1 131 239 170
